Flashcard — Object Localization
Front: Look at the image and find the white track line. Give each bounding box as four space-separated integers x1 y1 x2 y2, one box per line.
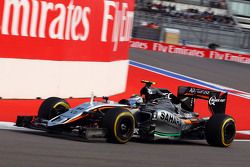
234 140 250 142
0 121 35 131
237 130 250 135
129 60 250 99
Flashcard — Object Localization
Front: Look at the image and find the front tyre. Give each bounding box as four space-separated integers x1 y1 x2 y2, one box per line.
103 108 135 144
205 114 236 147
38 97 70 120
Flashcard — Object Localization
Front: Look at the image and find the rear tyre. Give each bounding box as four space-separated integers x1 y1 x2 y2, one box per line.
103 108 135 144
38 97 70 120
205 114 236 147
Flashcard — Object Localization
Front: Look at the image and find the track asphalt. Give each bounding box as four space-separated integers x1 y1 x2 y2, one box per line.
129 48 250 93
0 129 249 167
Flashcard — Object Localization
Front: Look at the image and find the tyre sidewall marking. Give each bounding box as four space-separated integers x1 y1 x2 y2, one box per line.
221 118 235 146
114 112 135 143
53 102 70 109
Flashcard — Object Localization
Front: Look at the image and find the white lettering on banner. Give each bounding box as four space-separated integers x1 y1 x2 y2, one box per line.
101 0 115 42
209 51 224 60
30 0 39 37
153 43 168 52
225 53 232 61
2 0 91 40
151 43 205 57
1 0 134 51
2 0 30 36
225 53 250 64
168 45 205 57
210 51 250 64
131 39 250 64
130 41 148 49
102 0 134 51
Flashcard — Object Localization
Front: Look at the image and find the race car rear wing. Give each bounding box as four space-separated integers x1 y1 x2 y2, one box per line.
177 87 227 114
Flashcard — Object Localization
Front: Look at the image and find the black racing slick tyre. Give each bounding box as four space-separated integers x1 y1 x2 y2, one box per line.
205 114 236 147
38 97 70 120
103 108 135 144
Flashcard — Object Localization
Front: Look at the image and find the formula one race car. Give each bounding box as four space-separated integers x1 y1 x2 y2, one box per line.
16 95 135 144
16 80 236 147
119 80 236 147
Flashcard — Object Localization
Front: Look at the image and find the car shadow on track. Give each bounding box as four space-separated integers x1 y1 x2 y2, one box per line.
6 129 209 147
6 129 107 143
130 138 209 147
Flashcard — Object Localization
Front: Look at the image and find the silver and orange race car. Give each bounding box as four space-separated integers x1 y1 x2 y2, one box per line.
16 80 236 147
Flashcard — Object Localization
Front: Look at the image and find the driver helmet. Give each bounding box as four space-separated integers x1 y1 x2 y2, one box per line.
128 94 143 108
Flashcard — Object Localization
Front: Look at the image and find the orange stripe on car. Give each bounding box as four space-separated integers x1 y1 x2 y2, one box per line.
65 115 88 124
183 119 192 125
183 119 199 125
65 106 128 124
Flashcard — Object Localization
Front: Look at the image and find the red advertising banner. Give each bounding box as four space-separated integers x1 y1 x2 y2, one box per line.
130 38 250 64
0 0 135 62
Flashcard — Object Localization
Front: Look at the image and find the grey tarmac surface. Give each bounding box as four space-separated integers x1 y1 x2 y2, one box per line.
0 48 250 167
129 48 250 93
0 130 250 167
